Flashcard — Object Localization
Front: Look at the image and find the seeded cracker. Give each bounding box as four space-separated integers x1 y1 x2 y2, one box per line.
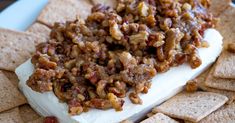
27 23 51 43
140 113 179 123
0 71 26 112
153 92 228 122
199 102 235 123
0 108 24 123
37 0 92 27
0 28 42 71
213 51 235 79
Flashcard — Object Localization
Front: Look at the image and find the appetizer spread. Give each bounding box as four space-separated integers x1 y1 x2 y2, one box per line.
26 0 216 115
0 0 234 123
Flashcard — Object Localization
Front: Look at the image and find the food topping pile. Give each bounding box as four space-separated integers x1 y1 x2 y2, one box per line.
27 0 215 115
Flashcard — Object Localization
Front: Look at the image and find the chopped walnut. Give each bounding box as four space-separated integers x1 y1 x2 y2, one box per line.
185 80 198 92
227 43 235 53
109 21 124 40
137 2 149 17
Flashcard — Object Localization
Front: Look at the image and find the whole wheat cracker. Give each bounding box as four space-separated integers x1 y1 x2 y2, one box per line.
209 0 231 17
216 6 235 47
91 0 117 8
0 108 24 123
28 117 44 123
152 92 228 122
27 23 51 43
199 81 235 104
0 28 42 71
141 113 179 123
37 0 92 27
194 68 235 104
0 71 27 112
198 102 235 123
205 65 235 91
2 70 19 87
19 104 41 122
213 51 235 79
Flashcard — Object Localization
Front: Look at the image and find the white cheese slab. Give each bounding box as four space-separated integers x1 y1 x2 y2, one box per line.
16 29 223 123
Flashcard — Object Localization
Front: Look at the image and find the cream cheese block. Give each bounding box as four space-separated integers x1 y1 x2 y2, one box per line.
15 29 223 123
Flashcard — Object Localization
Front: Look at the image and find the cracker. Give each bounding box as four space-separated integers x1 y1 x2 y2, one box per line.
0 71 26 112
27 23 51 43
28 117 44 123
91 0 117 8
195 68 235 104
2 70 19 87
153 92 228 122
37 0 92 27
205 65 235 91
199 81 235 104
216 6 235 46
0 28 42 71
199 102 235 123
141 113 179 123
209 0 230 17
19 104 40 122
213 51 235 79
0 108 24 123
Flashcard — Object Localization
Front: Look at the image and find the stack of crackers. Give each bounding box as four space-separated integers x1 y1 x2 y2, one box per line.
0 0 234 123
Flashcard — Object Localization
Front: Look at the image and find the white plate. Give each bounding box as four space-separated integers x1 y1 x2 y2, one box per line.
0 0 48 31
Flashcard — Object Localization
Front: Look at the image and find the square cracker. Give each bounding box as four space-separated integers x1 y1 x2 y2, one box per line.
216 6 235 46
194 68 235 104
153 92 228 122
37 0 92 27
198 102 235 123
209 0 230 17
199 80 235 104
91 0 117 8
0 28 42 71
0 108 24 123
0 71 26 112
27 23 51 43
19 104 41 122
140 113 179 123
2 70 19 87
213 51 235 79
205 65 235 91
28 117 44 123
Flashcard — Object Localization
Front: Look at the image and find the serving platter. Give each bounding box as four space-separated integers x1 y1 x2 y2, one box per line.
0 0 48 31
